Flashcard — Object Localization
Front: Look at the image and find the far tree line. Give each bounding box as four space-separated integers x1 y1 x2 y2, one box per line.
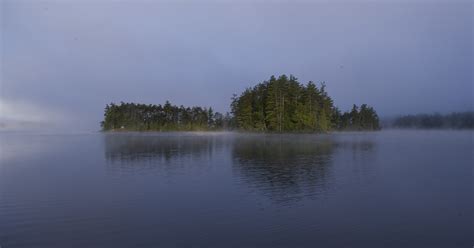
392 112 474 129
101 74 380 132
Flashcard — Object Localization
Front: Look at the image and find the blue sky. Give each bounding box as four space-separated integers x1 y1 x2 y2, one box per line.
1 0 472 131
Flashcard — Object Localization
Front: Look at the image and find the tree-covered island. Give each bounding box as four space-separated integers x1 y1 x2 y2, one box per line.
101 101 234 131
101 75 380 132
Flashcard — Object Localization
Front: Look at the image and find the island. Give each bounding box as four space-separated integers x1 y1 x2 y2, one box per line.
101 74 380 132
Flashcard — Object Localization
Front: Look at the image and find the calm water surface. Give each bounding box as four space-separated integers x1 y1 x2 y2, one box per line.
0 130 472 247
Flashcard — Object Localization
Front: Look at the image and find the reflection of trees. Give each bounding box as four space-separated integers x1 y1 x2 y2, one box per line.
103 133 224 172
103 133 376 201
338 140 375 153
335 136 377 179
231 135 337 204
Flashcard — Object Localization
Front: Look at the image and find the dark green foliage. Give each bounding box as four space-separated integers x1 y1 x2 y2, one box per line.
100 75 381 132
393 112 474 129
230 75 380 132
100 102 232 131
335 104 380 131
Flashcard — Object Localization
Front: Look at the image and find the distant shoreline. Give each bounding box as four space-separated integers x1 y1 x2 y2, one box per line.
101 129 381 134
390 112 474 130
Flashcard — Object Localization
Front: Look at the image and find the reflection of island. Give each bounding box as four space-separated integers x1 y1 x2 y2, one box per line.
103 133 376 203
103 133 227 173
231 135 337 204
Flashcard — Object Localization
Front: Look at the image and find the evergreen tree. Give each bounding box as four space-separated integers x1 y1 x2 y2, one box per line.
101 101 230 131
101 74 380 132
230 74 380 132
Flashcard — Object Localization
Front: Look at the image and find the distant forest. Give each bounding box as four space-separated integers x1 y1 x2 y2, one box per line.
392 112 474 129
101 74 380 132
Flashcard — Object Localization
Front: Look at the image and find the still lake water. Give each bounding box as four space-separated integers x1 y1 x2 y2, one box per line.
0 130 472 247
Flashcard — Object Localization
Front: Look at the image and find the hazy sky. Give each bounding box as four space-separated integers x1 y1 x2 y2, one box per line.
1 0 472 131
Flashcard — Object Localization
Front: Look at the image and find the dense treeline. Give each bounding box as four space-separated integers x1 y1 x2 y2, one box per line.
101 75 380 132
101 101 234 131
393 112 474 129
231 75 380 132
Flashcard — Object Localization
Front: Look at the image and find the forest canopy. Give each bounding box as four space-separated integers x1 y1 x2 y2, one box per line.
101 75 380 132
230 75 380 132
100 101 233 131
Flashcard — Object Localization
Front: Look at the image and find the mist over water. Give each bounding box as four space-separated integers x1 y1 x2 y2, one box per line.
0 130 471 247
2 1 472 247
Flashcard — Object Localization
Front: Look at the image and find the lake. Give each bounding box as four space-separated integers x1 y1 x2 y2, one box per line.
0 130 472 247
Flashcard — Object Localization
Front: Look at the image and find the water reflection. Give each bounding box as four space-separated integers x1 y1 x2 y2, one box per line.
103 133 228 173
105 134 212 161
231 135 337 204
336 135 378 179
103 133 376 203
2 131 471 247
